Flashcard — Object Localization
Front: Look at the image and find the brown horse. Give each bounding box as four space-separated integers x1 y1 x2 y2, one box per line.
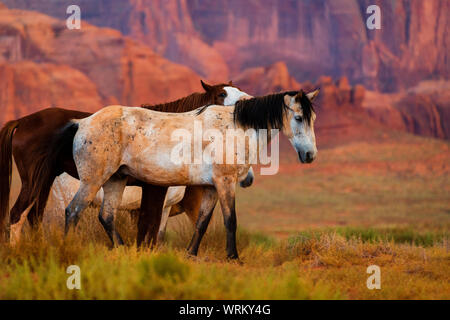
0 80 249 245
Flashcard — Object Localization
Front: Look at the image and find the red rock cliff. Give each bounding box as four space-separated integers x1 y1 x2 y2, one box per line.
4 0 448 91
0 6 202 123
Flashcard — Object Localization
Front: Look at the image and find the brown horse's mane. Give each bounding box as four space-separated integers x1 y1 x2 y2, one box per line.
141 92 213 113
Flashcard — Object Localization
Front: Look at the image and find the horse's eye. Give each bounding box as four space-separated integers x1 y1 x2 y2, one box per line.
295 115 303 122
219 93 226 98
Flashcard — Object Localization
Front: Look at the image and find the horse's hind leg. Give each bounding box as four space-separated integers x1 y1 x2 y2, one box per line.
214 176 239 260
10 176 56 242
9 183 31 225
65 182 101 234
9 184 34 244
98 176 127 247
187 186 218 256
27 176 55 228
10 201 35 246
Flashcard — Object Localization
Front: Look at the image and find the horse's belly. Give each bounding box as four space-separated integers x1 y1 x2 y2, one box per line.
164 186 186 207
125 154 214 186
126 167 190 186
43 173 142 224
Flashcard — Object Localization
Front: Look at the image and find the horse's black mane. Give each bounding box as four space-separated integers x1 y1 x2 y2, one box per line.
295 90 315 126
233 91 315 129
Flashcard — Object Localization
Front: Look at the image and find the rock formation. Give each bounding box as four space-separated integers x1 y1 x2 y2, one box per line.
1 1 449 139
0 5 202 123
0 0 229 82
234 62 301 95
0 61 102 123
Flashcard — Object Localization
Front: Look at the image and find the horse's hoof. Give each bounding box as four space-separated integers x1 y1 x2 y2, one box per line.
226 256 243 265
185 253 200 262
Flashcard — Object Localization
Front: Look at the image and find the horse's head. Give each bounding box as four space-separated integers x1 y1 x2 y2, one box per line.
282 90 319 163
201 80 251 106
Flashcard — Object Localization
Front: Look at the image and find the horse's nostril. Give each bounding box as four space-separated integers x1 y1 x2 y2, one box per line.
305 151 316 163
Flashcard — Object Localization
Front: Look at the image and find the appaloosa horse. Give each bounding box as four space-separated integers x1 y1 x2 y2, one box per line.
59 90 319 259
0 81 250 245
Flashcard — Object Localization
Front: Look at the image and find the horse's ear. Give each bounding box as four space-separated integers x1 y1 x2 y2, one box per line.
284 94 294 107
306 89 320 101
201 80 213 92
228 80 233 86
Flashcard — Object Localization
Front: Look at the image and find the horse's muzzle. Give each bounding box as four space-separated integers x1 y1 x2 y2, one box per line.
298 151 316 164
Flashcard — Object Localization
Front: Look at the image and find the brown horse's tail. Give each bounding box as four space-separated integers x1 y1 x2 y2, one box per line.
0 120 19 236
29 121 80 213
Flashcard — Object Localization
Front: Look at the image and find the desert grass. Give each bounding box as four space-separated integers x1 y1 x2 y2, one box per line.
0 207 448 300
2 133 449 299
236 135 450 237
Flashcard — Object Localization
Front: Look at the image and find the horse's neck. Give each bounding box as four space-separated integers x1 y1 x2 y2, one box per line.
257 129 277 150
142 93 209 113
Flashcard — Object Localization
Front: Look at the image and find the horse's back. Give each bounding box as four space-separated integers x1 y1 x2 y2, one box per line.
12 108 93 176
14 108 91 139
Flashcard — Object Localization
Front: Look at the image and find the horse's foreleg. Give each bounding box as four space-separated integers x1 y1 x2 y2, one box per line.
137 184 168 247
181 186 204 226
98 176 128 247
65 182 101 234
136 189 149 247
187 186 218 256
214 177 239 260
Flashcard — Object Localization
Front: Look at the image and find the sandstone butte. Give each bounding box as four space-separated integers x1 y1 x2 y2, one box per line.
0 0 230 82
0 5 202 124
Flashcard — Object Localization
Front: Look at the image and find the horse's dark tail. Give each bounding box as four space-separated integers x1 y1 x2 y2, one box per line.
29 121 79 214
0 120 19 237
